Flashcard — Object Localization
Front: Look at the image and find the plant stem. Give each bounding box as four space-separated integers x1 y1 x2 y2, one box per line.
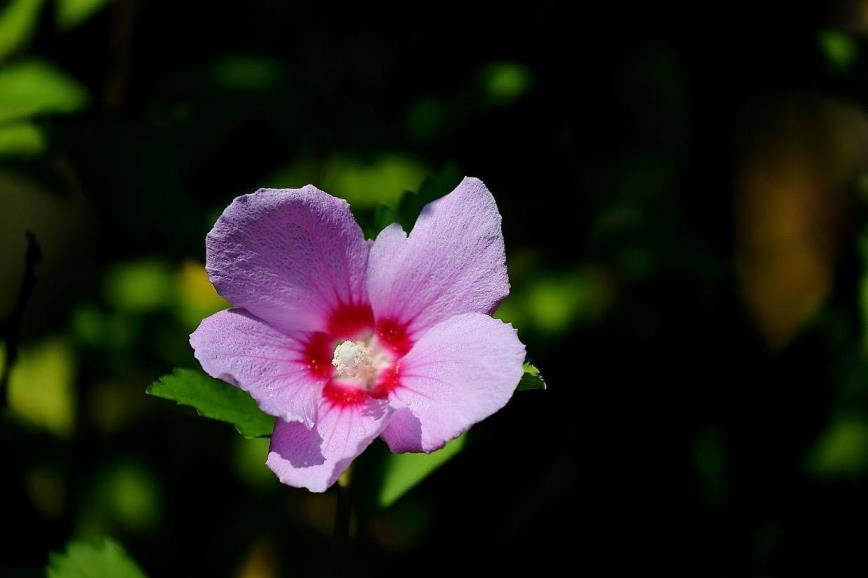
0 232 41 410
328 472 353 578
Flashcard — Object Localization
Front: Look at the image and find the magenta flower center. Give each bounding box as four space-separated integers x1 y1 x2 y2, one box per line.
301 303 412 407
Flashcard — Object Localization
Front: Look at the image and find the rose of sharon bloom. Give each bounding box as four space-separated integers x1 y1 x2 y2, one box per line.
190 177 526 492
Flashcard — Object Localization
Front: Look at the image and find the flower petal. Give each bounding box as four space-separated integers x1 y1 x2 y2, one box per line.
190 309 324 426
380 313 525 452
367 177 509 337
266 397 390 492
206 186 370 334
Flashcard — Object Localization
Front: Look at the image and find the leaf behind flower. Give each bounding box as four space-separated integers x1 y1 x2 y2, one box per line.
146 368 274 438
517 362 546 391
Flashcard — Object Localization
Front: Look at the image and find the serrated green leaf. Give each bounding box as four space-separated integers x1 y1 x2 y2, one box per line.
147 368 275 438
517 362 546 391
56 0 113 31
0 0 44 63
47 537 147 578
378 434 466 508
0 59 88 124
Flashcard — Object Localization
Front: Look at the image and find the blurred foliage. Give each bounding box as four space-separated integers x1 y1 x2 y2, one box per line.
55 0 112 31
806 416 868 478
0 60 88 123
692 425 729 507
5 338 75 436
0 0 43 63
0 120 44 157
819 29 858 72
104 260 175 313
268 154 429 210
735 94 867 349
496 267 610 338
6 3 868 577
479 62 533 107
47 538 147 578
378 434 466 509
208 56 285 92
77 460 161 535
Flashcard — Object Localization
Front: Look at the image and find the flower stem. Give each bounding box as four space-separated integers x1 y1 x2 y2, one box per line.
328 471 353 577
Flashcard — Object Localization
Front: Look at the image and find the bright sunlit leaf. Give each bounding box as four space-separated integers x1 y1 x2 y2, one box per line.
175 260 227 329
147 368 275 438
0 120 44 157
269 155 429 209
106 462 160 531
234 437 275 488
0 0 44 63
517 362 546 391
47 537 147 578
8 338 76 436
104 259 174 312
497 269 610 336
378 434 466 508
0 59 88 123
56 0 113 30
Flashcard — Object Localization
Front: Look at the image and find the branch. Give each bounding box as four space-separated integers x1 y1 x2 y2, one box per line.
0 232 42 410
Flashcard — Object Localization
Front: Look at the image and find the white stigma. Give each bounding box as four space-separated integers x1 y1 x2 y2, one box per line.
332 340 370 379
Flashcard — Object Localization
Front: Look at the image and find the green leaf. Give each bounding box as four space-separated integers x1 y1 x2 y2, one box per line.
0 0 45 63
0 120 44 157
56 0 113 30
47 537 147 578
146 368 275 438
378 434 466 508
517 362 546 391
0 59 88 124
391 162 461 231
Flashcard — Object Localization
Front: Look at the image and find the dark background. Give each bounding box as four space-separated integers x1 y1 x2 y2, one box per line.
3 1 868 576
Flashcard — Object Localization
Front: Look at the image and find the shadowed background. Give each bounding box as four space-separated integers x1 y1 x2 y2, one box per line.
3 1 868 576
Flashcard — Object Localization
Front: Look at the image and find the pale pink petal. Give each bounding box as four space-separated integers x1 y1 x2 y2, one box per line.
190 309 324 426
206 186 370 334
380 313 525 452
266 397 390 492
366 177 509 338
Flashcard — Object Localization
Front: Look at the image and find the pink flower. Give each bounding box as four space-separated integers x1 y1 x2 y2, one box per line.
190 178 526 492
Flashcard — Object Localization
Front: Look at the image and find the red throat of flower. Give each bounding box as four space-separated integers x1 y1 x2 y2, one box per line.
301 303 411 408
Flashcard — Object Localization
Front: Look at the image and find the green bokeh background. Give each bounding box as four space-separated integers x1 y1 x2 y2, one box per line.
3 1 868 576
